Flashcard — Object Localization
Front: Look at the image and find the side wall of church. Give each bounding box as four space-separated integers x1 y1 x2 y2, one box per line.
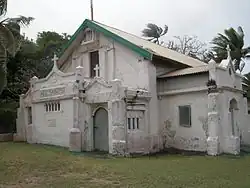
158 74 209 152
159 91 208 151
157 73 208 92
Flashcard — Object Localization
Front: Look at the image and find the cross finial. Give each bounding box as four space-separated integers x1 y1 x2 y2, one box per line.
226 44 231 60
93 64 100 77
52 53 58 65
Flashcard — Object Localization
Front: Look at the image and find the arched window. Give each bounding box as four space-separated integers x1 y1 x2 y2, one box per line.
229 98 238 136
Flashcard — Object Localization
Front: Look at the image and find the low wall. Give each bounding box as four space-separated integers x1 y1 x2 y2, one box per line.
0 133 13 142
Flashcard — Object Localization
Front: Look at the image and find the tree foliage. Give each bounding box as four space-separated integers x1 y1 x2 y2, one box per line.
0 31 70 133
165 35 211 63
142 23 168 44
211 26 250 71
0 0 34 95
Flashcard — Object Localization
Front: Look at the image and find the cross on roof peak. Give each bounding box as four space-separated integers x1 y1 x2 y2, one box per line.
52 54 58 64
226 45 232 60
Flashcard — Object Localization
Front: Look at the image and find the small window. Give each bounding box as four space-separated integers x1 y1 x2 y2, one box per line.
58 103 61 111
27 107 32 124
82 29 94 43
132 118 135 129
90 51 99 77
179 105 191 127
127 117 140 130
45 101 61 112
128 118 131 130
55 103 58 111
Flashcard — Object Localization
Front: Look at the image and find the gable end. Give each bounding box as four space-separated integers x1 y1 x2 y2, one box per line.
58 19 152 68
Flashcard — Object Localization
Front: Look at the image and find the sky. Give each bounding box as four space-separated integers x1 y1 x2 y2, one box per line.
6 0 250 72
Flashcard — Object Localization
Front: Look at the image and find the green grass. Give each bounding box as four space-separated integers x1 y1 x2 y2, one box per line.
0 143 250 188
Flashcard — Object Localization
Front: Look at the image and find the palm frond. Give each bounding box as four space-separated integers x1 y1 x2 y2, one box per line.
7 16 34 27
142 28 158 38
160 25 168 36
224 28 242 49
237 26 244 38
0 0 7 16
0 24 15 55
142 23 160 38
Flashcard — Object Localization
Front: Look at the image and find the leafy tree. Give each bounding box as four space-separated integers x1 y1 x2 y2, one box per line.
35 31 71 77
0 0 34 95
211 26 250 71
142 23 168 44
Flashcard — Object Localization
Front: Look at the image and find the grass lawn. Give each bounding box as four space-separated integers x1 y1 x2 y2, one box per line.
0 143 250 188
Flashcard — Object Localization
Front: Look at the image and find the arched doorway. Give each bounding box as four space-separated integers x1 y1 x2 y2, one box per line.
229 98 238 136
93 107 109 152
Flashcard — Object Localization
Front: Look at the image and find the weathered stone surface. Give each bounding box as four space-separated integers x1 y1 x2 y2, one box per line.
112 140 126 155
207 136 219 156
69 128 82 152
224 136 240 155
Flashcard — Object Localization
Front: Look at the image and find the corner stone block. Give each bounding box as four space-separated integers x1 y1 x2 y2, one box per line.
224 136 240 155
207 136 220 156
69 128 82 152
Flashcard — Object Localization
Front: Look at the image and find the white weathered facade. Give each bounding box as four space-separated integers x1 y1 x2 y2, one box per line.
15 19 250 156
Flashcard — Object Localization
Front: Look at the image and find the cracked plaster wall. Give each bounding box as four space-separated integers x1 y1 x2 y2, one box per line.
159 91 208 152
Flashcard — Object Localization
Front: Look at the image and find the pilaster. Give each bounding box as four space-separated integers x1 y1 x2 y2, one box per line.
69 67 83 152
207 90 221 155
108 100 127 155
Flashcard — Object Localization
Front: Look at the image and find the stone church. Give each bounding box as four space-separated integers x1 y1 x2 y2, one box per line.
15 19 250 156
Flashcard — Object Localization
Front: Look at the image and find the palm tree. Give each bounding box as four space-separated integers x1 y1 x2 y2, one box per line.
211 26 250 71
0 0 34 95
142 23 168 44
242 72 250 98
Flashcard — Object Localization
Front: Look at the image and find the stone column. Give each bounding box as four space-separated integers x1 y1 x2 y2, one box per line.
69 67 83 152
108 99 127 155
207 90 220 155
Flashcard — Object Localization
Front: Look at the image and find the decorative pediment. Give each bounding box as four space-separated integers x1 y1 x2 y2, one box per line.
85 77 112 94
33 54 75 87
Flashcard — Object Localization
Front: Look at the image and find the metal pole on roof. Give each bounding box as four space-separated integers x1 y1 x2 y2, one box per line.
90 0 94 20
